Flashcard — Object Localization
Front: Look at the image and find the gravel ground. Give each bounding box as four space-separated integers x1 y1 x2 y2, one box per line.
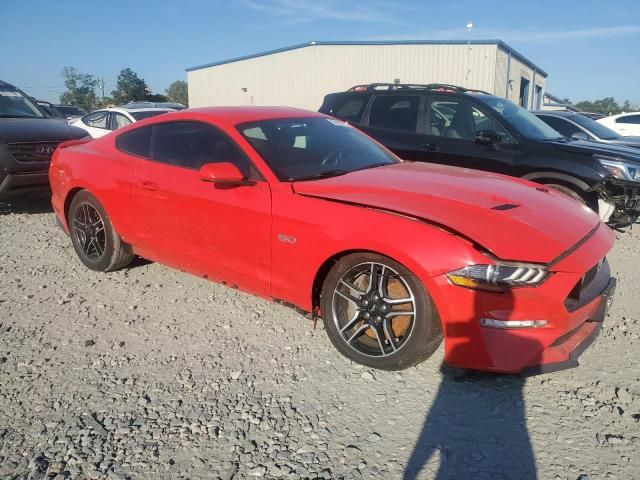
1 195 639 480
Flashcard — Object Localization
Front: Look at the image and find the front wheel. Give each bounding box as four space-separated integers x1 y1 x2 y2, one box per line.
321 253 442 370
68 190 134 272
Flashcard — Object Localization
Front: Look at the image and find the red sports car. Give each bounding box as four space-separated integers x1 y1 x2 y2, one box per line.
49 107 616 373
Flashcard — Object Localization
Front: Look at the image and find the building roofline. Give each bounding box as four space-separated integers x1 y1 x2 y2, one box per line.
185 40 548 77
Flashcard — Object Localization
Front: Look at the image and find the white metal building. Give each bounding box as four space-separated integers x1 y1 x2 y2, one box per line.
187 40 548 111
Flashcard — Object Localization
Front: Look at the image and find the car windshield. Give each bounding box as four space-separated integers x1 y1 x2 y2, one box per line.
480 96 563 141
238 117 398 181
130 110 170 121
0 86 44 118
570 114 621 140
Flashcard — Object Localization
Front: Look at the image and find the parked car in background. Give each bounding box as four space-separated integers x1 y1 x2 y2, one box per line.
55 105 87 122
598 112 640 137
71 106 174 138
34 99 66 120
534 110 640 149
576 111 605 121
0 80 88 198
320 83 640 226
50 106 615 373
123 101 187 111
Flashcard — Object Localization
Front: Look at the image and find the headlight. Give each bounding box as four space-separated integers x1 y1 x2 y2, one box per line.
596 155 640 182
446 263 548 291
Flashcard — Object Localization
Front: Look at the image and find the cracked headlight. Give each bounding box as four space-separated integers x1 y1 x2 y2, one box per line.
446 263 548 291
596 155 640 182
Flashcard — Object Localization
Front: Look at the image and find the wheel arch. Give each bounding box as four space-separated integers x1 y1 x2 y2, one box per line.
521 171 591 191
63 187 87 228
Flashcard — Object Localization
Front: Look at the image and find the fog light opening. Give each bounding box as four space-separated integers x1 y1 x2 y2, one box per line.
480 319 547 329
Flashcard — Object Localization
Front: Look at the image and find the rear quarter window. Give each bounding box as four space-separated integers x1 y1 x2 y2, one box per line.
328 96 367 123
116 126 153 158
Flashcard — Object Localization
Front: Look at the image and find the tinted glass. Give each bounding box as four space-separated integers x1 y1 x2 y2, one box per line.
112 113 131 130
330 97 367 122
368 95 420 132
471 106 513 144
0 86 44 118
567 114 620 140
480 96 563 141
616 115 640 125
238 117 398 181
116 126 152 158
151 121 251 175
56 106 86 116
84 111 109 128
130 110 169 121
537 116 582 138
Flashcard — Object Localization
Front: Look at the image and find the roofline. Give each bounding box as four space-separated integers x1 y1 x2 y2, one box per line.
185 40 548 77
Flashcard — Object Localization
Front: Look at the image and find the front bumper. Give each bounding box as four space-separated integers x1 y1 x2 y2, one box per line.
594 178 640 226
429 223 616 374
0 170 51 197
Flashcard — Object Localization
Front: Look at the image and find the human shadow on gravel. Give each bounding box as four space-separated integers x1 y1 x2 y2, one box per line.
404 290 540 480
0 194 53 215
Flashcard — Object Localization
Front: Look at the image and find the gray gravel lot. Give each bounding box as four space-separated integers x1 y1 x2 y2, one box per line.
1 195 639 480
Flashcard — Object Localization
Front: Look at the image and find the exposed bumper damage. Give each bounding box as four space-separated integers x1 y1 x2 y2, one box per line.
593 178 640 226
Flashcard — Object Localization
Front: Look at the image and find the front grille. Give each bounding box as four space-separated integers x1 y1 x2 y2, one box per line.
8 142 60 163
565 259 610 312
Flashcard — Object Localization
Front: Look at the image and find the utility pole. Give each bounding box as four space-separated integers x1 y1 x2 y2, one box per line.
466 20 473 87
100 77 105 106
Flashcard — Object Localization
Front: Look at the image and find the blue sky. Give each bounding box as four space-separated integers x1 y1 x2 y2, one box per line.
1 0 639 104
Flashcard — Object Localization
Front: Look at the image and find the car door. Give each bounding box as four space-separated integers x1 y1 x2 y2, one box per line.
418 94 517 173
78 111 111 138
125 121 272 297
615 114 640 136
359 94 426 160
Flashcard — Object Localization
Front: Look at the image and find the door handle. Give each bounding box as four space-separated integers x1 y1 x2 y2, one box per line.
420 143 440 151
140 181 159 191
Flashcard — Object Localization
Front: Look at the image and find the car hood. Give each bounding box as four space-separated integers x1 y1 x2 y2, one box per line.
292 162 600 264
0 118 87 143
551 138 640 162
609 137 640 149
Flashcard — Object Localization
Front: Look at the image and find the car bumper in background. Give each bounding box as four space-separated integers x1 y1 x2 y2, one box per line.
0 170 50 197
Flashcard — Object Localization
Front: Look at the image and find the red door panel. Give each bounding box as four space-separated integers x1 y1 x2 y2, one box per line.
132 159 272 297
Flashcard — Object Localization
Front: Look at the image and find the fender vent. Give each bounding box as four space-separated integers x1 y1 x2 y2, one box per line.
491 203 520 211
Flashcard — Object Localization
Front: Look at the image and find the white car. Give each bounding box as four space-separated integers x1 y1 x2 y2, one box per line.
597 112 640 137
71 107 175 138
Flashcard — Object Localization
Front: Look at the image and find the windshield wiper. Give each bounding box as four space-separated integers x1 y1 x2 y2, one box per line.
290 169 351 182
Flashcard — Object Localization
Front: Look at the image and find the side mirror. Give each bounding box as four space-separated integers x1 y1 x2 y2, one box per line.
571 132 589 141
199 162 255 186
475 129 502 146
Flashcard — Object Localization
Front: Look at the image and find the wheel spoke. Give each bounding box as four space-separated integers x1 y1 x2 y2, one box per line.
340 310 363 333
383 319 398 352
81 234 92 255
340 278 365 294
372 326 387 356
335 289 360 306
347 324 370 344
385 310 415 318
384 297 413 305
92 237 104 256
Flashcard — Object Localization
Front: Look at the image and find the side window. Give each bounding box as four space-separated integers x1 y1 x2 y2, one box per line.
112 113 132 130
471 106 513 144
83 111 109 129
538 116 581 137
116 126 153 158
617 115 640 125
330 97 367 123
427 97 475 141
368 95 420 132
151 121 252 176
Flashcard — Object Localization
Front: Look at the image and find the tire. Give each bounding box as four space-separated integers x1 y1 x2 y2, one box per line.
545 183 586 204
67 190 133 272
320 252 442 370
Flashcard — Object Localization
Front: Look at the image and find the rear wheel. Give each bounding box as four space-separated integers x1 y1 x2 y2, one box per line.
68 190 133 272
321 252 442 370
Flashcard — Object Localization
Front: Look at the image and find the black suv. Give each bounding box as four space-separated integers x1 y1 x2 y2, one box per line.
1 80 87 198
320 83 640 226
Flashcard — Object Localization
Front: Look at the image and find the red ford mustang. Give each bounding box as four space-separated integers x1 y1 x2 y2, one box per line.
49 107 616 373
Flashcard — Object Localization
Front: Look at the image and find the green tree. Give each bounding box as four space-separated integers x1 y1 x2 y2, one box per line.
59 67 99 112
574 97 621 116
622 100 639 112
145 93 168 102
112 68 149 104
165 80 188 106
